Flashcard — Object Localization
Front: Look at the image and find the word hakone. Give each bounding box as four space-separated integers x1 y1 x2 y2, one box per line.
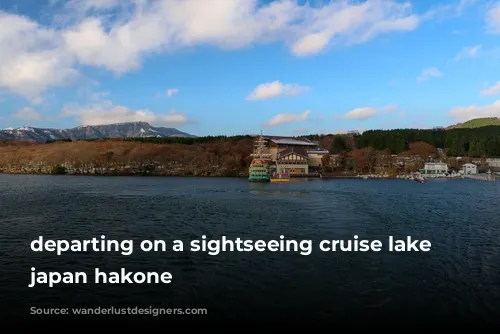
28 268 172 288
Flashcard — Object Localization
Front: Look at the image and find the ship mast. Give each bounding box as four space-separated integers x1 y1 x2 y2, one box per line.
250 131 272 160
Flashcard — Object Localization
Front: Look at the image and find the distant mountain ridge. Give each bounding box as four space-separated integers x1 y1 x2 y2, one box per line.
0 122 196 142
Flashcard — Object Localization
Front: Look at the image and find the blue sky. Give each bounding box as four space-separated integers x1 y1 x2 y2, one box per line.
0 0 499 136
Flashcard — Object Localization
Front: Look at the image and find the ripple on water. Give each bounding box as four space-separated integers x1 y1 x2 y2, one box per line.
0 175 499 321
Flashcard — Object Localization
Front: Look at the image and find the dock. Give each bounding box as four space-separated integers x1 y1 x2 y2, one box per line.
464 172 496 182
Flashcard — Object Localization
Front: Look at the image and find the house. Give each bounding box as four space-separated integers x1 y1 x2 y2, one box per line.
422 162 448 175
276 147 309 175
462 163 477 175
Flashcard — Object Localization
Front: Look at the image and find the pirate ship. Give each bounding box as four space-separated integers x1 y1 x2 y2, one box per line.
248 132 271 182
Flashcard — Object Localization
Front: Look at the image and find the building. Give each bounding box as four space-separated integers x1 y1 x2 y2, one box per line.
261 136 328 175
487 158 500 168
422 162 448 175
462 163 478 175
276 147 309 175
306 149 330 168
264 137 318 162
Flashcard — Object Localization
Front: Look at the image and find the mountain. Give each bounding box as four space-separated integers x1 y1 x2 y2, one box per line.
446 117 500 130
0 122 196 142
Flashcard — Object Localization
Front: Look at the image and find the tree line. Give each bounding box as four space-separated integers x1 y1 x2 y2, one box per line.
305 126 500 157
30 125 500 158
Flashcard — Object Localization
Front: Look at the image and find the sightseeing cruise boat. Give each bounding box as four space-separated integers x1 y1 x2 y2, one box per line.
248 132 272 182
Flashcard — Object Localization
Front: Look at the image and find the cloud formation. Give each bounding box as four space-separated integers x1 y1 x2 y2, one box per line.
246 81 309 100
266 110 311 126
449 100 500 122
61 100 191 126
481 82 500 96
0 0 425 102
156 88 179 98
0 11 78 102
343 107 377 120
417 67 443 82
485 2 500 33
453 45 481 61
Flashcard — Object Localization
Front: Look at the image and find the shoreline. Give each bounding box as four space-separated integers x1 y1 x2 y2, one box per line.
0 172 479 181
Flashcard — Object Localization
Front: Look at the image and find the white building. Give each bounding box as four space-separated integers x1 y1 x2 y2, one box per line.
461 163 477 175
486 158 500 168
423 162 448 175
306 149 330 167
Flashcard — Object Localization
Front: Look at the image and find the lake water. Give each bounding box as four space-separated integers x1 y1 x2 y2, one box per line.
1 175 499 325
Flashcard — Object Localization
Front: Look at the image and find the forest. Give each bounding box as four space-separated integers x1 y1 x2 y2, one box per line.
0 137 254 176
0 124 499 177
304 126 500 157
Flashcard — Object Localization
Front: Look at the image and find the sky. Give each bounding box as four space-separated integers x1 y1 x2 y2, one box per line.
0 0 499 136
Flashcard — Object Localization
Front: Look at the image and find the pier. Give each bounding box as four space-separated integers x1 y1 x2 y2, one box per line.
464 170 496 182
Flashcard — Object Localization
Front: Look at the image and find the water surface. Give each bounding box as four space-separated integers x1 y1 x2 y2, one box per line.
1 175 499 324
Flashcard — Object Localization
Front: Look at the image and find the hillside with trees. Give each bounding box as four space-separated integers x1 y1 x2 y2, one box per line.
304 125 500 158
450 117 500 129
0 137 254 176
0 123 499 177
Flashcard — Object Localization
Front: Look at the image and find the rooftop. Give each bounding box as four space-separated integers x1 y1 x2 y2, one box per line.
307 149 329 154
268 138 317 146
278 146 308 158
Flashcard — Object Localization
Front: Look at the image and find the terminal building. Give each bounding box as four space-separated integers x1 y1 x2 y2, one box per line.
261 136 329 175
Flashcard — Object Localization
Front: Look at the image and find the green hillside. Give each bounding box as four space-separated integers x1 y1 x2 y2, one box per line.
454 117 500 129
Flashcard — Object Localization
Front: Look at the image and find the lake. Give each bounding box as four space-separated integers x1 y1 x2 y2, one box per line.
1 174 499 325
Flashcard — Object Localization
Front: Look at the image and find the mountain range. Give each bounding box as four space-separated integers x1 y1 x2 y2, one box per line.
0 122 196 142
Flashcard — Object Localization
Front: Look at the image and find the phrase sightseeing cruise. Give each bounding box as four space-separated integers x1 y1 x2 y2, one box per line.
248 132 272 182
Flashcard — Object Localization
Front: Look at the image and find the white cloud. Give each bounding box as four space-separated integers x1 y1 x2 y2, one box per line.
485 2 500 33
266 110 311 127
0 11 78 102
54 0 421 75
167 88 179 97
453 45 481 61
423 0 477 20
0 0 464 103
13 107 42 121
449 100 500 122
417 67 443 82
156 88 179 98
246 81 309 101
61 100 191 126
481 82 500 96
343 107 377 120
